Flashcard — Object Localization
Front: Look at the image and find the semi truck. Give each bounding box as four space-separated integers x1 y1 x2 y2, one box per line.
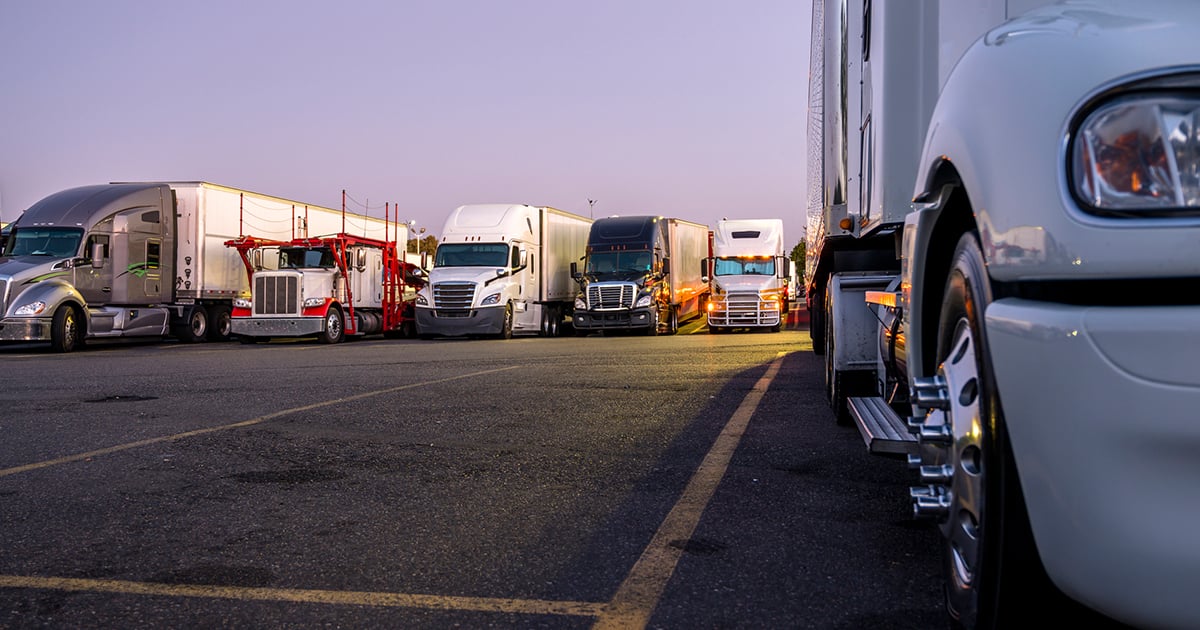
0 181 365 352
414 204 592 339
702 218 790 333
571 215 709 335
224 230 421 344
805 1 1200 628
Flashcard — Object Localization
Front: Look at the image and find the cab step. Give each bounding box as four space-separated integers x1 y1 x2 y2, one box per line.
847 396 916 455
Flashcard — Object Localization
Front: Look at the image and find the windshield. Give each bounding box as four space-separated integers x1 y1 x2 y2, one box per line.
280 247 335 268
435 243 509 268
714 257 775 276
5 227 84 258
585 250 653 274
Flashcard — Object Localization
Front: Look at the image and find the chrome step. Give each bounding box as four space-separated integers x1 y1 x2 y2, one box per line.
847 396 917 455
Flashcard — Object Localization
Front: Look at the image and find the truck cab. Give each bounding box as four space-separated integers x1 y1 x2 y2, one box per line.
570 215 675 335
703 218 790 333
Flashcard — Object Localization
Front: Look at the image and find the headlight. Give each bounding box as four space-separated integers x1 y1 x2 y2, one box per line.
14 301 47 316
233 298 252 309
574 296 586 310
416 293 428 306
304 297 326 308
1072 93 1200 213
635 294 652 308
481 293 501 306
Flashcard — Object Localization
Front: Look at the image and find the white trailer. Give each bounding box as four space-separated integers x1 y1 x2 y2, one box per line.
702 218 790 333
415 204 592 338
665 217 710 325
805 1 1200 628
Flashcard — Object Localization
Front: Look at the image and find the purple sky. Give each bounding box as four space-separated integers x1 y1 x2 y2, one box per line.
0 0 810 249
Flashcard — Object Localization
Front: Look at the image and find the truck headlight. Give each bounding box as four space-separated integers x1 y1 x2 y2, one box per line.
1072 93 1200 214
304 297 326 308
635 293 652 308
481 293 501 306
233 297 252 309
574 296 586 310
416 293 428 306
14 301 47 316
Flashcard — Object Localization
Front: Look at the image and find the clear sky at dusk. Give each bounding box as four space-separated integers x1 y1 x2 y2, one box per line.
0 1 810 249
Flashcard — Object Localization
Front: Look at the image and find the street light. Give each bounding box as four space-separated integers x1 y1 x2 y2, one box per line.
588 198 596 218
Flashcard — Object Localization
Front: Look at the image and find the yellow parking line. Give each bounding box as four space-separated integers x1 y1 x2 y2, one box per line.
592 352 786 629
0 575 607 617
0 366 519 479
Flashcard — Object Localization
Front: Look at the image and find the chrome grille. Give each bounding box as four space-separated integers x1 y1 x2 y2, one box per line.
587 283 635 310
433 282 476 309
711 291 780 326
254 275 299 315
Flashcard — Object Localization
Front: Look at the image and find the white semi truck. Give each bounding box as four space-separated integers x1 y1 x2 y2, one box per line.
414 204 592 339
805 1 1200 628
571 216 710 335
0 181 361 352
702 218 790 333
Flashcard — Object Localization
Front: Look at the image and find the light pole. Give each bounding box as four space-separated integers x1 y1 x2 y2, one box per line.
588 198 596 219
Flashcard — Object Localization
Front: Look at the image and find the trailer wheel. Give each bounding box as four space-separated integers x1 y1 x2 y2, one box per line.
666 307 678 335
933 233 1061 629
50 305 82 353
180 305 209 343
546 306 561 337
207 305 232 342
319 306 345 344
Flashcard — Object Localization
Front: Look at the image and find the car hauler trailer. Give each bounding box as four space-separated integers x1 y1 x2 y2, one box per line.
702 218 790 333
0 181 352 352
805 1 1200 628
571 215 709 335
225 230 420 344
414 204 591 339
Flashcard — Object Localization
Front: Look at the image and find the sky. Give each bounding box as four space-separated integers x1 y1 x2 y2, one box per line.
0 0 811 249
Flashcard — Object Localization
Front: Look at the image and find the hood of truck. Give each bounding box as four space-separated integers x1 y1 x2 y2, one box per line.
713 275 781 294
581 270 651 285
429 266 510 286
0 256 72 284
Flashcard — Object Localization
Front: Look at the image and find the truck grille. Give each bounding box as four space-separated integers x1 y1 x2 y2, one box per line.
710 291 780 326
587 283 635 310
433 282 476 310
254 275 299 315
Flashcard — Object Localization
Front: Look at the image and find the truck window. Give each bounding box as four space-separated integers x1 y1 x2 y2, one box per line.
147 241 161 270
714 257 776 276
7 227 84 257
86 235 110 261
434 243 509 268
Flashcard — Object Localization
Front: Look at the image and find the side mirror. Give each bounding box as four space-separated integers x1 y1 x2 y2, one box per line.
661 257 670 277
518 249 528 269
700 258 709 284
570 262 581 280
252 249 263 271
356 250 367 272
90 242 105 269
780 257 791 278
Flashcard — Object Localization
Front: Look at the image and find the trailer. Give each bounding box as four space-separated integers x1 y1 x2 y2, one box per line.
702 218 790 333
0 181 362 351
805 1 1200 628
570 215 710 335
414 204 592 339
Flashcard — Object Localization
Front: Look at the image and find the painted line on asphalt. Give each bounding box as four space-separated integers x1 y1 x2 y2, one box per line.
0 575 608 618
0 365 520 479
592 352 787 629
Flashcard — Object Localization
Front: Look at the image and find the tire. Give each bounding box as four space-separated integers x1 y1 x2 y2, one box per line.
810 293 826 355
666 307 678 335
50 305 82 353
934 233 1061 629
180 306 209 343
498 303 513 340
207 305 232 342
318 306 345 344
546 306 560 337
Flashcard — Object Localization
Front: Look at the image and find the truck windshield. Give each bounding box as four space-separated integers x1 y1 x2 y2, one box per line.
5 227 84 258
586 250 653 274
435 243 509 268
714 257 775 276
281 247 336 268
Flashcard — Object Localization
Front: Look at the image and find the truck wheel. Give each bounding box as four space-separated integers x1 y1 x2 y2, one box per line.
498 303 513 340
181 305 209 343
933 233 1058 628
546 306 561 337
319 306 345 344
666 307 678 335
50 305 82 353
207 305 232 342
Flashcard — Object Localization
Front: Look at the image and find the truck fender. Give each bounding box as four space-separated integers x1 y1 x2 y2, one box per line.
6 277 88 327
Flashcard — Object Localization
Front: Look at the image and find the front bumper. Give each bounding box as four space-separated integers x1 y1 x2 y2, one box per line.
573 307 653 331
986 298 1200 629
231 316 324 338
0 317 52 342
415 306 504 337
707 300 781 327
